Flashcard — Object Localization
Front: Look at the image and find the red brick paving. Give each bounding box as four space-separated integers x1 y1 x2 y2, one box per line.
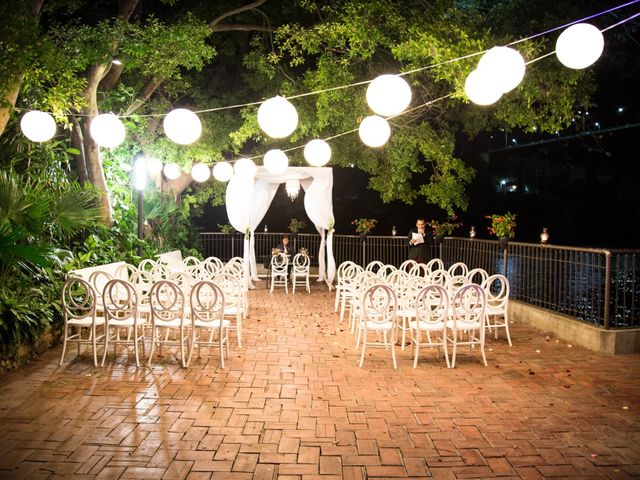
0 284 639 479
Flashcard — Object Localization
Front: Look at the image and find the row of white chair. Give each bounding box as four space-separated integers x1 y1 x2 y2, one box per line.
270 253 311 294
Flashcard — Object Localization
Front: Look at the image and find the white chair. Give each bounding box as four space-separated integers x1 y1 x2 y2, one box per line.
429 269 451 287
358 284 398 369
214 273 244 348
365 260 384 273
408 263 429 277
115 263 139 281
385 269 409 294
188 281 230 368
138 258 157 273
425 258 444 274
444 275 470 298
467 267 489 286
169 270 195 293
59 277 105 366
147 280 188 367
183 256 201 268
270 253 289 293
205 256 225 271
396 275 429 350
411 285 450 368
130 269 155 316
447 262 469 277
483 274 512 346
335 261 357 312
447 284 487 368
101 279 146 367
377 264 396 279
337 263 363 321
349 271 379 335
399 259 417 272
291 253 311 294
88 270 112 303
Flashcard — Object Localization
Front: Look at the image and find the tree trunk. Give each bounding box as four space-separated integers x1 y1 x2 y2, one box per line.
71 117 88 184
0 82 21 138
164 173 194 201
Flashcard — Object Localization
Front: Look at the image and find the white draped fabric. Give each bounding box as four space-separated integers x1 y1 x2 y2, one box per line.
225 167 336 288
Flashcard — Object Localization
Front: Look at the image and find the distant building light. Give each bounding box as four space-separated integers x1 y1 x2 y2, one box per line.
578 110 582 114
571 118 576 122
585 111 590 116
512 138 517 144
618 107 624 113
595 122 600 128
510 185 517 192
500 179 507 186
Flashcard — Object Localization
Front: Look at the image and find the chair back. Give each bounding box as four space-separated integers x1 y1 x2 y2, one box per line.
452 284 486 327
170 270 195 291
337 260 357 280
377 264 396 279
385 269 408 293
361 284 397 324
214 272 242 304
365 260 384 273
445 275 470 297
88 270 113 297
115 263 139 281
205 256 224 270
103 279 138 323
425 258 444 274
342 263 363 285
62 277 97 322
408 262 429 277
190 280 225 326
402 275 429 306
292 253 310 273
429 269 451 286
138 258 157 273
467 268 489 286
149 280 185 325
447 262 469 277
183 256 201 268
483 274 509 309
399 259 417 272
415 284 449 326
270 253 288 274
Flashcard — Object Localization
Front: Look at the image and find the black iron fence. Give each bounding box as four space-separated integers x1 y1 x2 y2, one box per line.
200 233 639 329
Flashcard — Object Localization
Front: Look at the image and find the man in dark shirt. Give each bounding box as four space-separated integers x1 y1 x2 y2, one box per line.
408 217 433 263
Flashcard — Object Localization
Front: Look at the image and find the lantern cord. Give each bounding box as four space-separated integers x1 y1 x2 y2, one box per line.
600 10 640 32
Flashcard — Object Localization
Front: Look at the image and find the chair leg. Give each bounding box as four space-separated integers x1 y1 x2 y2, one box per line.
147 325 156 366
451 334 457 368
413 329 420 368
390 328 397 369
101 326 109 367
334 288 340 311
59 324 69 366
133 325 140 367
186 328 195 367
358 329 367 367
504 312 512 346
442 332 451 368
236 313 242 348
92 326 98 367
400 318 406 351
480 328 488 366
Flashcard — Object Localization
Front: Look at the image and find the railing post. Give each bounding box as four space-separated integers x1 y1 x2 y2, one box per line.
503 247 508 276
231 234 235 259
362 237 366 267
604 251 612 329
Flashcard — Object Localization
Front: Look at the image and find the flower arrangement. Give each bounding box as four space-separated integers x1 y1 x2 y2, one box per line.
298 247 308 256
245 226 250 240
485 212 517 239
328 219 335 234
271 247 281 256
288 218 307 233
218 223 234 234
352 218 377 235
428 219 462 236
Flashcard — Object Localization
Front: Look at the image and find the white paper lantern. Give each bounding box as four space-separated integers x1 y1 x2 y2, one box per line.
366 74 412 117
212 161 234 182
191 163 211 182
556 23 604 69
464 69 503 106
163 108 202 145
358 115 391 148
257 96 298 138
163 163 181 180
234 158 257 178
263 149 289 175
20 111 56 142
89 113 126 148
478 46 526 93
304 139 332 167
145 157 163 175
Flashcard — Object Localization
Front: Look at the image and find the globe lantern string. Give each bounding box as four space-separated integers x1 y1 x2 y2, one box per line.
17 2 640 183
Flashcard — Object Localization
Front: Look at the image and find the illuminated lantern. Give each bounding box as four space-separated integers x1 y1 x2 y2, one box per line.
145 157 163 175
20 111 56 142
163 163 181 180
234 158 257 178
90 113 126 148
358 115 391 148
212 161 234 182
478 46 526 93
191 163 211 182
464 69 502 106
286 179 300 200
133 157 147 191
263 149 288 175
257 96 298 138
366 74 412 117
303 139 332 166
163 108 202 145
556 23 604 69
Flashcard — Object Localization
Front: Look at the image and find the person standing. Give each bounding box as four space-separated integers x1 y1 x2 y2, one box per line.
408 217 433 263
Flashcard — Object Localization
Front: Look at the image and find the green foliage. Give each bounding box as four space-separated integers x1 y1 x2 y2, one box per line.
486 211 517 239
288 218 307 233
428 219 462 236
218 223 234 234
351 218 377 235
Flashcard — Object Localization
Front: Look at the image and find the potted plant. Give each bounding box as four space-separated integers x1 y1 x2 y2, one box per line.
485 212 517 248
217 223 234 234
428 218 462 244
288 218 307 238
352 218 377 239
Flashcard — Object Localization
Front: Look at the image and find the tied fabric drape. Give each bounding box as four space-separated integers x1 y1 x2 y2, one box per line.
225 167 336 287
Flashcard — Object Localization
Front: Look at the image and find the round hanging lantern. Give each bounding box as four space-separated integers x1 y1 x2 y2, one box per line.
263 149 289 175
212 161 234 182
89 113 126 148
304 139 332 167
366 74 412 117
145 157 163 175
133 157 147 191
191 163 211 182
555 23 604 69
20 111 56 142
478 46 526 93
358 115 391 148
163 163 182 180
163 108 202 145
464 69 502 106
234 158 257 178
257 96 298 138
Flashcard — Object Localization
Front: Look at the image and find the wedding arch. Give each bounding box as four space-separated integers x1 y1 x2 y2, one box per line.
225 166 336 288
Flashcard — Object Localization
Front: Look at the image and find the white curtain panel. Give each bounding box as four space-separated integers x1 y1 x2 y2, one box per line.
225 167 336 286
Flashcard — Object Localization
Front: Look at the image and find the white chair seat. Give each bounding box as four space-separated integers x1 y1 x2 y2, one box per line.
193 319 230 328
446 320 482 330
410 320 445 331
108 316 147 327
396 308 417 317
365 320 394 331
68 317 105 326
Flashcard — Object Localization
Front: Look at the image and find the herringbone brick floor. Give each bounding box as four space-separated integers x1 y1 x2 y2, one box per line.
1 283 639 479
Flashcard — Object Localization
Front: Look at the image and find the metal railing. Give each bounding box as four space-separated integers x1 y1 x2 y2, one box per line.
199 232 639 329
